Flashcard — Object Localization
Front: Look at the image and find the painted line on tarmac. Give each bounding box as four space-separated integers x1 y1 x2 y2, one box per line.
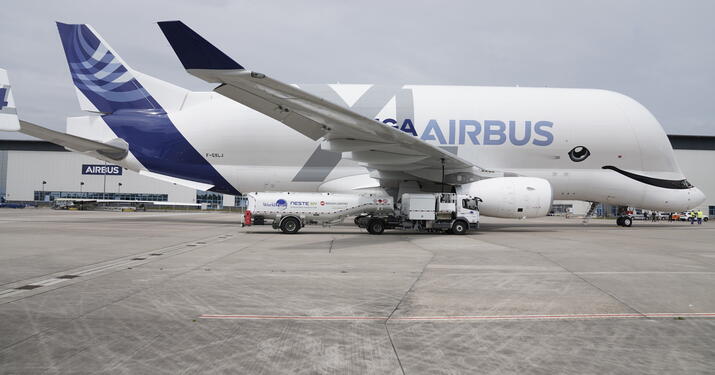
200 314 387 321
391 312 715 321
0 233 236 301
199 312 715 322
0 289 23 298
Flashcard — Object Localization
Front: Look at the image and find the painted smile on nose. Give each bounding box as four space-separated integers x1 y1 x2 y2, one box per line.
602 166 694 190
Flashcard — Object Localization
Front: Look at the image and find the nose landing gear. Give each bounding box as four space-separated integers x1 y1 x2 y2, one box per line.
616 216 633 227
615 205 633 227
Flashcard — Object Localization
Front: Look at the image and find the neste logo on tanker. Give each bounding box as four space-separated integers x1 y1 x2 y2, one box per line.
378 118 554 146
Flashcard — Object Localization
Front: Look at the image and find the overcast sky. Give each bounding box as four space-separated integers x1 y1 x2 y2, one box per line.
2 0 714 140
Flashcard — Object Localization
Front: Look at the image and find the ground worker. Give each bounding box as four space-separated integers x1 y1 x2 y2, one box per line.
697 210 704 225
690 211 696 224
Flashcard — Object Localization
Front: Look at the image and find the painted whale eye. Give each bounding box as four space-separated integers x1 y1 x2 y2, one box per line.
568 146 590 162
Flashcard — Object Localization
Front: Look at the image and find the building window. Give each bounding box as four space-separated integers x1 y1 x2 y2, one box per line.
235 195 248 208
709 206 715 217
34 191 168 202
196 191 223 208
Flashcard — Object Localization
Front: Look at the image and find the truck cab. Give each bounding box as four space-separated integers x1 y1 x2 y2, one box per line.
359 193 480 235
456 194 481 225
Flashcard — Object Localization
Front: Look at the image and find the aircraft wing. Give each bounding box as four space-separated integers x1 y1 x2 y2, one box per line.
158 21 485 185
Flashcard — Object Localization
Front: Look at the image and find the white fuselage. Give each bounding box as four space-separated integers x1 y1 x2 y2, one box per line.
86 84 704 212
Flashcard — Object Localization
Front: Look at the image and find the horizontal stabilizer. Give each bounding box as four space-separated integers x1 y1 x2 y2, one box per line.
139 170 214 191
18 120 128 160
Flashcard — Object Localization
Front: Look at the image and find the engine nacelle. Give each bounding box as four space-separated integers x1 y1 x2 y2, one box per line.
458 177 553 218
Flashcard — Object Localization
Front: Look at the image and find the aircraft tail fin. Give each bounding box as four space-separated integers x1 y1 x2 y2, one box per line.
0 69 20 131
56 22 188 113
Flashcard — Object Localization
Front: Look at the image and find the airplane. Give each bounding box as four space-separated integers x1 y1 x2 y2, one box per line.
0 21 706 227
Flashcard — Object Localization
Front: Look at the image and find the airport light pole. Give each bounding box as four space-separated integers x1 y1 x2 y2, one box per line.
41 180 46 201
80 181 84 197
117 182 122 196
440 158 445 194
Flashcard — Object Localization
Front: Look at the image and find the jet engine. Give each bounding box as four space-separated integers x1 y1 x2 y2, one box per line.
458 177 553 218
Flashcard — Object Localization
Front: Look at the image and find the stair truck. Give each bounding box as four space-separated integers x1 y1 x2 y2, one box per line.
355 193 480 235
244 192 394 233
245 191 480 235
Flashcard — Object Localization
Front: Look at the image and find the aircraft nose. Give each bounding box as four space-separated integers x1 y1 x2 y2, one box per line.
692 187 707 207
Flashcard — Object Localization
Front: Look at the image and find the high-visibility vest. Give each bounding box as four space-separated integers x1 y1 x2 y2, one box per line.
697 211 704 218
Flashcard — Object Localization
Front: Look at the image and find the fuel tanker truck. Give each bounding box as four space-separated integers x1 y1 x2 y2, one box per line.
244 192 480 235
244 192 394 233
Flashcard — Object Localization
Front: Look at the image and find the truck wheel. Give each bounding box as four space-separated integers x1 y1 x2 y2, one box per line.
451 220 468 235
280 217 301 234
367 219 385 235
622 217 632 227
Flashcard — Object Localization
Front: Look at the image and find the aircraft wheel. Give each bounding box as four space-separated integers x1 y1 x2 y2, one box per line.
622 217 633 227
451 220 468 235
280 217 301 234
367 219 385 235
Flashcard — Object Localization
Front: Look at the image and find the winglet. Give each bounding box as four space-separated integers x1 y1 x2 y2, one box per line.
157 21 244 70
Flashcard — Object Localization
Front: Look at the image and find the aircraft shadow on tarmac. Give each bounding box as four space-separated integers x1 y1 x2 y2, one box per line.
263 233 426 251
245 221 703 236
480 221 699 232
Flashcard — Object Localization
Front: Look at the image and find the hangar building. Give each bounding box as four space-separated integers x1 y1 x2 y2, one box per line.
1 136 713 216
0 140 234 208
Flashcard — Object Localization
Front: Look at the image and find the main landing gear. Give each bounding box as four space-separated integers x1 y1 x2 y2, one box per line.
616 216 633 227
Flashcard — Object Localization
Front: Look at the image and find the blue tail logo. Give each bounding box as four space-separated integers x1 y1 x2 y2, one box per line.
56 22 159 113
0 87 8 110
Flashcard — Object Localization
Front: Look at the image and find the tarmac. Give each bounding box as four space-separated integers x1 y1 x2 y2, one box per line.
0 209 714 374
